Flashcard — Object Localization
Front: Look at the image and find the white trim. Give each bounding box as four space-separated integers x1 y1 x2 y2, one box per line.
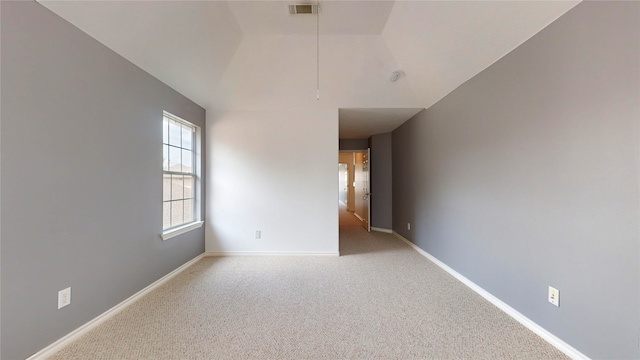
354 212 364 222
161 221 203 241
205 251 340 257
392 231 590 360
26 254 205 360
371 227 392 233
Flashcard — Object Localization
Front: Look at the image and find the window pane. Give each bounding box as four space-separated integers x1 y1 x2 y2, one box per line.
183 176 193 199
171 200 184 227
163 145 169 171
163 112 198 231
182 149 193 173
163 119 169 144
163 202 171 230
171 175 183 200
181 126 193 150
169 120 181 147
184 199 194 223
163 174 171 201
168 146 182 172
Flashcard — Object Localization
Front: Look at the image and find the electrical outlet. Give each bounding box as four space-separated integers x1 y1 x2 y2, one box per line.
548 286 559 307
58 287 71 309
255 230 261 239
407 223 411 231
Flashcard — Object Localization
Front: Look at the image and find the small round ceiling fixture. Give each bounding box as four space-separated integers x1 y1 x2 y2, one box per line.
390 71 401 82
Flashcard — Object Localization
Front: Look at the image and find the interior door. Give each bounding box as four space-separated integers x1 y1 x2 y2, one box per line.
362 148 371 232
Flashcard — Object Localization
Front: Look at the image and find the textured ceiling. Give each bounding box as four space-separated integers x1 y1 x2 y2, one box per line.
38 0 580 137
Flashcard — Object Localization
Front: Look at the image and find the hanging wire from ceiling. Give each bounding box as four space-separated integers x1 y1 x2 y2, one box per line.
316 0 320 100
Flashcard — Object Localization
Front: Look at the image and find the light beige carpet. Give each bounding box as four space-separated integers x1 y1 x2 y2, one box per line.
48 207 567 359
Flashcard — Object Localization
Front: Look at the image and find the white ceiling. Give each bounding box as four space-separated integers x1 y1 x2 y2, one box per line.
228 1 395 35
37 1 243 110
38 0 580 138
339 108 423 138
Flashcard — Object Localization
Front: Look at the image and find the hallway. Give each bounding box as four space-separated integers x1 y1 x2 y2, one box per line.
338 204 381 256
339 204 362 228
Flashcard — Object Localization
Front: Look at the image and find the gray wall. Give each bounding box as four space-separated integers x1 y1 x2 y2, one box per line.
392 2 639 359
369 133 392 230
1 2 206 359
339 138 368 151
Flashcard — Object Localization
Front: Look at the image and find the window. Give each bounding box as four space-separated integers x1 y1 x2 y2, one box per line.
162 111 202 239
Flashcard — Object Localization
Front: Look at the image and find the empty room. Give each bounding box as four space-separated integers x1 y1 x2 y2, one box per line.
1 1 639 359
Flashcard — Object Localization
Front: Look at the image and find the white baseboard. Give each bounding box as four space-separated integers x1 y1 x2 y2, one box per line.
392 231 589 360
354 213 364 222
205 251 340 257
26 253 206 360
371 227 392 233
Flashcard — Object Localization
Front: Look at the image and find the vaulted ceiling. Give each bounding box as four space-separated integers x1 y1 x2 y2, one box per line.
39 0 580 137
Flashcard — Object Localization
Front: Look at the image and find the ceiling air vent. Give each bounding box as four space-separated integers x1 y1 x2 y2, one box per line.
288 4 319 15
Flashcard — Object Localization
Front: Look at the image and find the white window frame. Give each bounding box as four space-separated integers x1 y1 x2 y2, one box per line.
161 111 203 240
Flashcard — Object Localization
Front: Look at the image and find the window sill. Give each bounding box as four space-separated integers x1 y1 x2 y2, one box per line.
161 221 204 241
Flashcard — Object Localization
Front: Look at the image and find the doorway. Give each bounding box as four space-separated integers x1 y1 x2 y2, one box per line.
338 163 348 206
338 150 370 231
338 152 355 213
